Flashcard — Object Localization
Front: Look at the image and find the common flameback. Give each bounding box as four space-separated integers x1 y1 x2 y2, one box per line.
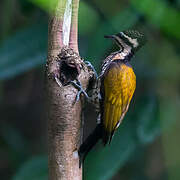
79 30 146 164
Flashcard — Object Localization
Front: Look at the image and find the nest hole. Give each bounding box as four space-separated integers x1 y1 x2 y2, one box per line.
59 61 79 85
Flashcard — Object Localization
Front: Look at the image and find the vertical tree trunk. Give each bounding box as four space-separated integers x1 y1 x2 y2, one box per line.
46 0 92 179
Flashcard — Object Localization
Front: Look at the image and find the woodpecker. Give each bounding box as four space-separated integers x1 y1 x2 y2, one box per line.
79 30 146 164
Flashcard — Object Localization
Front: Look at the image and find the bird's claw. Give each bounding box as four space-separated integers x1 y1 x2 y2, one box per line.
70 80 89 103
85 61 98 78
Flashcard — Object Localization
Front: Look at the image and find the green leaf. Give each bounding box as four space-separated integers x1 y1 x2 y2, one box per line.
0 23 48 80
84 120 136 180
136 95 160 144
0 123 29 154
159 97 180 131
0 122 29 167
12 156 48 180
29 0 58 13
1 0 14 39
131 0 180 39
79 2 100 35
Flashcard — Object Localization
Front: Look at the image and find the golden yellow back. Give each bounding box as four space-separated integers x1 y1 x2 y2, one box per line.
101 61 136 143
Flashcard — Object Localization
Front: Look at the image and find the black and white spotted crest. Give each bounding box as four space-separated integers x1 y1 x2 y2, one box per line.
116 30 146 51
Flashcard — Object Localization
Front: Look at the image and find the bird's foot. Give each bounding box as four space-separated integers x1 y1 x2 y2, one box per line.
70 80 89 103
85 61 98 78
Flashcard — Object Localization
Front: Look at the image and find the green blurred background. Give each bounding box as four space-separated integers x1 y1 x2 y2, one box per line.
0 0 180 179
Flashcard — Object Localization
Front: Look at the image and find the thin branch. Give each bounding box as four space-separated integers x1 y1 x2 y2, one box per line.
47 0 65 56
69 0 79 54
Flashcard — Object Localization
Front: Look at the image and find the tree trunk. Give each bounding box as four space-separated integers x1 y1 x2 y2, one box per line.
46 0 92 179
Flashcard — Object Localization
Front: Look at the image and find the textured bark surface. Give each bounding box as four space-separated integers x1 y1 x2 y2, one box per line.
47 47 92 180
46 0 92 179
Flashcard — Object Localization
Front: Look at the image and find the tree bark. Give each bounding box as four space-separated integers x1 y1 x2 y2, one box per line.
46 0 92 179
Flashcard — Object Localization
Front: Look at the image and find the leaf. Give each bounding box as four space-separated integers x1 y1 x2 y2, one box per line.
136 95 160 144
0 122 29 167
29 0 58 13
12 156 48 180
0 23 48 80
79 1 100 35
1 0 14 38
159 96 180 131
84 119 136 180
0 123 29 154
131 0 180 39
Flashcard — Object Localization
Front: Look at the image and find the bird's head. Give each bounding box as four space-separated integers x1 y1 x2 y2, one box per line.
104 30 146 53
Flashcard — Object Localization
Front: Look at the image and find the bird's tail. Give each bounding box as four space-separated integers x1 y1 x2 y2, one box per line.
102 129 114 145
78 124 102 167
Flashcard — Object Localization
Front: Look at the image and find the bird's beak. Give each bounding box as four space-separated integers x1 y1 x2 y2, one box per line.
104 35 116 39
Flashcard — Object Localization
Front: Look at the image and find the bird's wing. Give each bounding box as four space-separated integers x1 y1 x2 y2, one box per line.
102 62 136 144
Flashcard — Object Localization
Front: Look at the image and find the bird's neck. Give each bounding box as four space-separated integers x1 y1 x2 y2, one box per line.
100 48 134 77
112 47 134 62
